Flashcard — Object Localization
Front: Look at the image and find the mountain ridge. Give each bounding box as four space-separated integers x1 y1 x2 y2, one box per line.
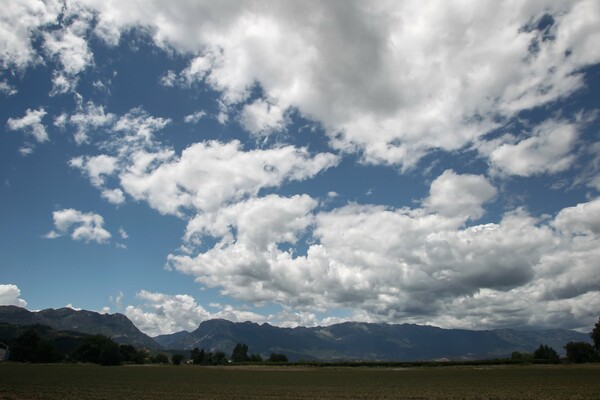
0 305 159 349
155 318 591 361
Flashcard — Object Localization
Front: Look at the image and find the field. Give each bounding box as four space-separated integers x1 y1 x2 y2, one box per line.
1 363 600 399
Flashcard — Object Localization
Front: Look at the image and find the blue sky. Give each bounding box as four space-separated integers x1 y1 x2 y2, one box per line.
1 1 600 336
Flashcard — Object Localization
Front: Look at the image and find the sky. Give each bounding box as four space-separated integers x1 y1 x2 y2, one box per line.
1 0 600 337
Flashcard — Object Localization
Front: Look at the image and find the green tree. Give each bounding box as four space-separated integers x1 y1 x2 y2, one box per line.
74 335 121 365
9 329 62 363
98 341 121 366
249 353 263 362
119 344 145 364
231 343 250 362
212 351 227 365
591 316 600 353
564 341 598 363
151 353 169 364
533 344 559 363
172 354 184 365
190 347 203 364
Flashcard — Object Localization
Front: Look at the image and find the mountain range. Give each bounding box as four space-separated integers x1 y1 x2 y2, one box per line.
0 305 157 348
155 318 590 361
0 306 591 361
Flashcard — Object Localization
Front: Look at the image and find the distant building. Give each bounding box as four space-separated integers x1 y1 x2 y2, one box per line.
0 342 8 361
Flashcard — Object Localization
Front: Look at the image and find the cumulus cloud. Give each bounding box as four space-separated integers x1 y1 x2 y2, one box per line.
0 284 27 307
62 105 337 217
184 194 317 246
125 290 269 336
240 99 287 137
69 154 126 204
63 106 173 203
423 170 497 221
488 119 580 176
68 0 600 168
0 0 61 69
101 188 125 205
6 108 48 144
553 198 600 235
45 208 111 244
120 140 339 216
69 155 118 187
43 3 96 95
167 170 600 331
4 1 600 167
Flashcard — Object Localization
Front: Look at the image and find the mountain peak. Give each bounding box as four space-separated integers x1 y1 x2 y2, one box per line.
0 306 160 349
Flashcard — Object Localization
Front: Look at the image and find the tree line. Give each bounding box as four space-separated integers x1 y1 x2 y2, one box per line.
189 343 288 365
511 317 600 363
4 328 288 366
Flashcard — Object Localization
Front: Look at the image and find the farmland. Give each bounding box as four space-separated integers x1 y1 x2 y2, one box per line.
1 363 600 399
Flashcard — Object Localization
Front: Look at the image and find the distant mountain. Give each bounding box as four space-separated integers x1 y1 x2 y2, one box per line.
155 319 591 361
154 330 196 349
0 306 159 349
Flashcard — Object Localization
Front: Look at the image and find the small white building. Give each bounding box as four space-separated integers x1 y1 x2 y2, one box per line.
0 342 8 361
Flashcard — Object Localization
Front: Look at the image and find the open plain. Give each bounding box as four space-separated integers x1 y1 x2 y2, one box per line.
1 363 600 400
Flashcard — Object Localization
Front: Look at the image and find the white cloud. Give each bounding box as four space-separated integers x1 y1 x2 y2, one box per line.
240 99 287 137
423 170 497 221
45 208 111 244
50 71 78 96
65 303 82 311
118 228 129 239
553 198 600 236
125 290 269 336
125 290 376 333
0 80 17 96
166 169 600 330
488 120 580 176
183 110 207 124
71 1 600 168
159 70 178 87
44 24 93 76
4 2 600 167
42 4 95 94
69 155 118 187
101 188 125 205
184 193 317 248
0 284 27 307
120 140 339 216
63 106 174 204
6 108 48 143
65 102 116 145
0 0 61 69
19 147 34 157
111 107 171 150
70 154 126 204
